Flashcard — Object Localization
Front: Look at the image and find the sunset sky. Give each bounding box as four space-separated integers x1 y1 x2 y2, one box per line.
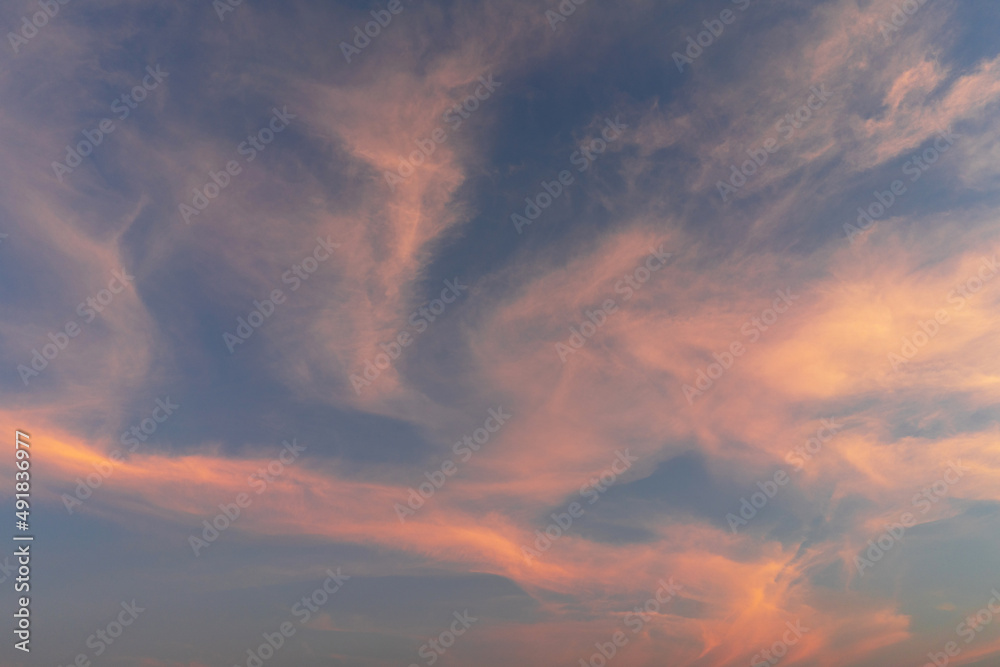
3 0 1000 665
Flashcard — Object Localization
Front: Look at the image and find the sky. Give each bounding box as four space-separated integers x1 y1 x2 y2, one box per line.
2 0 1000 665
